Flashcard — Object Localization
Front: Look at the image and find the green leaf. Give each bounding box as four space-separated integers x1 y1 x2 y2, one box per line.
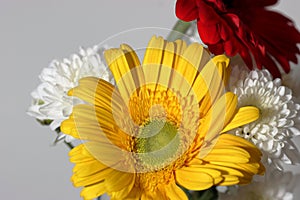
36 119 53 126
181 186 219 200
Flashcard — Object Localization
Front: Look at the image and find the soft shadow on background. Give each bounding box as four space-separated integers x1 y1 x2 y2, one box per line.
0 0 299 199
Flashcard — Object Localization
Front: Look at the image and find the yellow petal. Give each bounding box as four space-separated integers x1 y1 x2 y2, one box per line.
198 56 228 105
173 39 187 65
172 43 210 97
105 45 140 82
165 183 188 200
197 134 264 186
210 161 261 175
215 134 263 165
199 92 237 158
143 35 167 66
176 43 210 78
83 141 130 171
213 55 230 85
141 192 156 200
110 178 137 200
120 44 141 68
161 41 175 67
120 44 144 93
218 175 240 186
203 147 250 163
210 92 237 132
221 106 260 133
195 163 244 179
69 77 118 108
187 160 223 185
176 167 214 190
105 170 135 193
104 46 140 102
119 185 142 200
68 77 128 124
72 166 114 187
69 144 93 161
61 104 130 148
195 57 229 115
80 181 106 200
142 36 189 92
216 134 259 150
73 159 109 178
61 117 79 139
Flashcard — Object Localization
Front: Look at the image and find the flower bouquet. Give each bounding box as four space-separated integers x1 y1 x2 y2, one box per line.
27 0 300 199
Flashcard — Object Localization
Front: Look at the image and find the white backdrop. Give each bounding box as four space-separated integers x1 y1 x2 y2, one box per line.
0 0 299 199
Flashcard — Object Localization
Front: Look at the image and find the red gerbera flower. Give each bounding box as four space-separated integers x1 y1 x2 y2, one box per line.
176 0 300 78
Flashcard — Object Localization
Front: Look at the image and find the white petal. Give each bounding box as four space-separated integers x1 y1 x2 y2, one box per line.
27 45 113 143
229 69 300 168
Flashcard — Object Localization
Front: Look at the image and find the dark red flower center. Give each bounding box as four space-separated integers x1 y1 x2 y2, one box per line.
223 0 233 9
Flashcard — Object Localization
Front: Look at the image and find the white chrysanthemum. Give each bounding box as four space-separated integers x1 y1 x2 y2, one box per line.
230 69 300 170
219 168 300 200
27 46 113 143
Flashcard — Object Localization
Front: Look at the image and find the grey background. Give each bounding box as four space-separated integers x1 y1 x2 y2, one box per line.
0 0 299 199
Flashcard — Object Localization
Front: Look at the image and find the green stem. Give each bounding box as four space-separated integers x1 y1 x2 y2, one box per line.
167 20 193 41
63 140 74 149
36 119 74 149
180 185 218 200
195 187 219 200
55 128 74 149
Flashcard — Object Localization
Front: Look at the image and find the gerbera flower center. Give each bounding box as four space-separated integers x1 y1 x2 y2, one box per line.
135 119 180 169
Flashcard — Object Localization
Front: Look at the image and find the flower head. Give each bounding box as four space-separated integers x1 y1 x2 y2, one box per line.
27 46 112 142
230 69 300 170
61 36 264 199
175 0 300 78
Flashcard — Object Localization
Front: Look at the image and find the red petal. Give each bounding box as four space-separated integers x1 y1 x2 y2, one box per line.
198 22 221 44
197 0 222 24
262 55 281 78
239 49 253 70
208 43 224 55
175 0 300 78
175 0 198 21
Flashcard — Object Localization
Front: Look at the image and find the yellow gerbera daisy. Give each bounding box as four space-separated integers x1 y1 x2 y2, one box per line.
61 36 264 200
